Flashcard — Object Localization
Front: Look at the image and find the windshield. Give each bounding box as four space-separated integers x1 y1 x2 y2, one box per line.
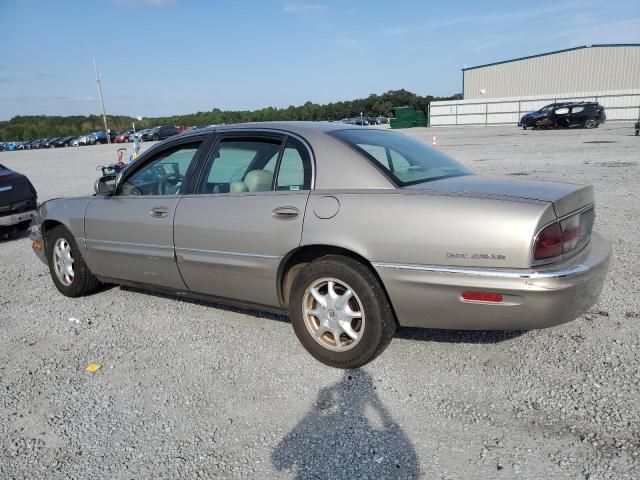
331 129 471 186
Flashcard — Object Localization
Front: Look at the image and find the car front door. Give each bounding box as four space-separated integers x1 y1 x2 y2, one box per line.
84 137 205 289
174 132 313 307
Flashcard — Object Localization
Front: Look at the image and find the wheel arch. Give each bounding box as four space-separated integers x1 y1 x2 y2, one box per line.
277 244 398 322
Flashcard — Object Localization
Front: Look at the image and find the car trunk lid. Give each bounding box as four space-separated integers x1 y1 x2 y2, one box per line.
406 175 594 218
0 164 37 213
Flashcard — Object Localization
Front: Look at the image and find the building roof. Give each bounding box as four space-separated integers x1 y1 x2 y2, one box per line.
462 44 640 72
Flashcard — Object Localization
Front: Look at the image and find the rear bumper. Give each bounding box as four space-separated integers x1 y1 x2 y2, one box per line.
0 209 35 228
374 232 611 330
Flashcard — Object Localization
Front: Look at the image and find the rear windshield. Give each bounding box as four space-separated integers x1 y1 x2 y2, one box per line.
331 129 470 186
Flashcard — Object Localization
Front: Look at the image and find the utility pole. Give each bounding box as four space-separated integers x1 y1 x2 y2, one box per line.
93 58 110 144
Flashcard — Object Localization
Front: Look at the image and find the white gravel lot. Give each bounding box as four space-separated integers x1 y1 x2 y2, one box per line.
1 122 639 479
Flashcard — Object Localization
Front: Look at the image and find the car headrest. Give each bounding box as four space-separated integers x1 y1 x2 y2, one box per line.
229 181 249 193
244 170 273 192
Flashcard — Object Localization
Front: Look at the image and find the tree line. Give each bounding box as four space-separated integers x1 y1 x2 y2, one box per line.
0 89 461 141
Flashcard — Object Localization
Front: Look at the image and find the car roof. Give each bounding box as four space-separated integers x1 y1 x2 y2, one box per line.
177 121 367 141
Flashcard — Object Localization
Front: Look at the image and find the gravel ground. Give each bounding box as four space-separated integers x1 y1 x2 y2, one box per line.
1 122 638 479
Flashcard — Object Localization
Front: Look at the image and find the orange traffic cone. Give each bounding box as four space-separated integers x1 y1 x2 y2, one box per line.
432 134 437 147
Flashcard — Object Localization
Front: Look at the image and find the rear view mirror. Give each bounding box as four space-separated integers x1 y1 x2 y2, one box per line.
94 175 117 195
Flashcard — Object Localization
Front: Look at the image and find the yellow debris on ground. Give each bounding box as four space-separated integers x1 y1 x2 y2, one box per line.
85 363 102 373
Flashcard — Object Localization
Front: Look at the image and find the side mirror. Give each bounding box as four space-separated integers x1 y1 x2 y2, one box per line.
94 175 117 195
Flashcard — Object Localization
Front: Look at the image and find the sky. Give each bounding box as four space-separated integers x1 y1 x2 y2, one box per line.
0 0 639 120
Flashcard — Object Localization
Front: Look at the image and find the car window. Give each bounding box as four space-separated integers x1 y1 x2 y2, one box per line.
331 129 470 186
197 138 283 194
555 107 570 115
359 145 389 168
275 138 312 191
571 106 585 114
118 142 201 196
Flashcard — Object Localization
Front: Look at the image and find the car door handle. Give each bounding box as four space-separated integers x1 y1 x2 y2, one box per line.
272 206 299 221
150 206 170 218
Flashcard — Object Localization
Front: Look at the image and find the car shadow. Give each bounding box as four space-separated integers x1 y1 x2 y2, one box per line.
271 369 420 479
117 286 527 343
397 326 527 344
0 229 30 243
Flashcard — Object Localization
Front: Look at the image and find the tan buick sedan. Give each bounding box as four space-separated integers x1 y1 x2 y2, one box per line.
31 122 611 368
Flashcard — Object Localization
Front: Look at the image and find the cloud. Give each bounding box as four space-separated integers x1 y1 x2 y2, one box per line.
283 3 326 14
384 2 582 36
113 0 173 7
553 17 640 45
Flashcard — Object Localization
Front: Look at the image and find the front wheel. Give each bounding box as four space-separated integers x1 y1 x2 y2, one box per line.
584 119 598 129
47 226 100 297
152 134 159 141
289 255 396 368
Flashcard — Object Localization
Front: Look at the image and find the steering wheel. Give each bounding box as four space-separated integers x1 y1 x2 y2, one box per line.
160 172 185 195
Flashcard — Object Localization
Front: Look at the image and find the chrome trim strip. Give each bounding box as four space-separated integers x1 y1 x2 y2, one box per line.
85 238 173 250
175 247 282 260
0 186 13 192
372 262 589 279
84 238 282 259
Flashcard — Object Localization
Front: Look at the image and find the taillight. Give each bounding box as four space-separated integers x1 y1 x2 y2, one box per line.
534 209 593 262
534 223 562 260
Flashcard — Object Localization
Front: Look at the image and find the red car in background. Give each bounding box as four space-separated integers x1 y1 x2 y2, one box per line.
114 130 135 143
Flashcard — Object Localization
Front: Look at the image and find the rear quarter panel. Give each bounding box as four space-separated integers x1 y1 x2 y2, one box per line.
301 190 556 269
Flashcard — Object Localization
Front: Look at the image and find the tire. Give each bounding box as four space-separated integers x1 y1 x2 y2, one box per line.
635 129 639 136
46 225 100 297
584 119 598 129
289 255 396 368
522 125 526 130
152 134 159 141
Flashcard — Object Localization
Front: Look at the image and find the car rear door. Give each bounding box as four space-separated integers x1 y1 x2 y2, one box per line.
84 136 207 289
173 131 313 307
569 105 587 126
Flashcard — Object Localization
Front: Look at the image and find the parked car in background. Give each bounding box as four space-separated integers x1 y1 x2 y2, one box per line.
519 102 605 129
30 122 611 368
71 135 90 147
115 130 135 143
42 137 61 148
141 125 179 141
89 131 109 145
53 136 77 148
353 117 369 126
129 128 151 142
0 163 37 236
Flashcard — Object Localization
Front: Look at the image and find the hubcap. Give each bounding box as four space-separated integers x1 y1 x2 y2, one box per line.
53 238 75 286
302 277 365 352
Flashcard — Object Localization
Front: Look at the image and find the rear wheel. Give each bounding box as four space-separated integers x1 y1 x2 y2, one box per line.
47 226 100 297
584 119 598 129
289 255 396 368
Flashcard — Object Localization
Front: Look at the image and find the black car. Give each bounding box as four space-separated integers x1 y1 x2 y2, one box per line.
141 125 179 141
519 102 605 129
53 136 77 148
42 137 61 148
0 164 37 235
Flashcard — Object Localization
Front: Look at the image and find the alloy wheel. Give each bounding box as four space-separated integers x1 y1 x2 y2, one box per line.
302 277 365 352
53 238 75 286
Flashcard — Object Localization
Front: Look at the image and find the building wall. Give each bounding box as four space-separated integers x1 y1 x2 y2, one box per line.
463 45 640 100
429 89 640 126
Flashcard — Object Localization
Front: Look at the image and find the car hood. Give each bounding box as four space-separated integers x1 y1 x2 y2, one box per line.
406 174 593 218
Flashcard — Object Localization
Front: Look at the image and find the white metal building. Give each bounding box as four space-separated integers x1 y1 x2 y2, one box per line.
463 44 640 100
430 44 640 126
